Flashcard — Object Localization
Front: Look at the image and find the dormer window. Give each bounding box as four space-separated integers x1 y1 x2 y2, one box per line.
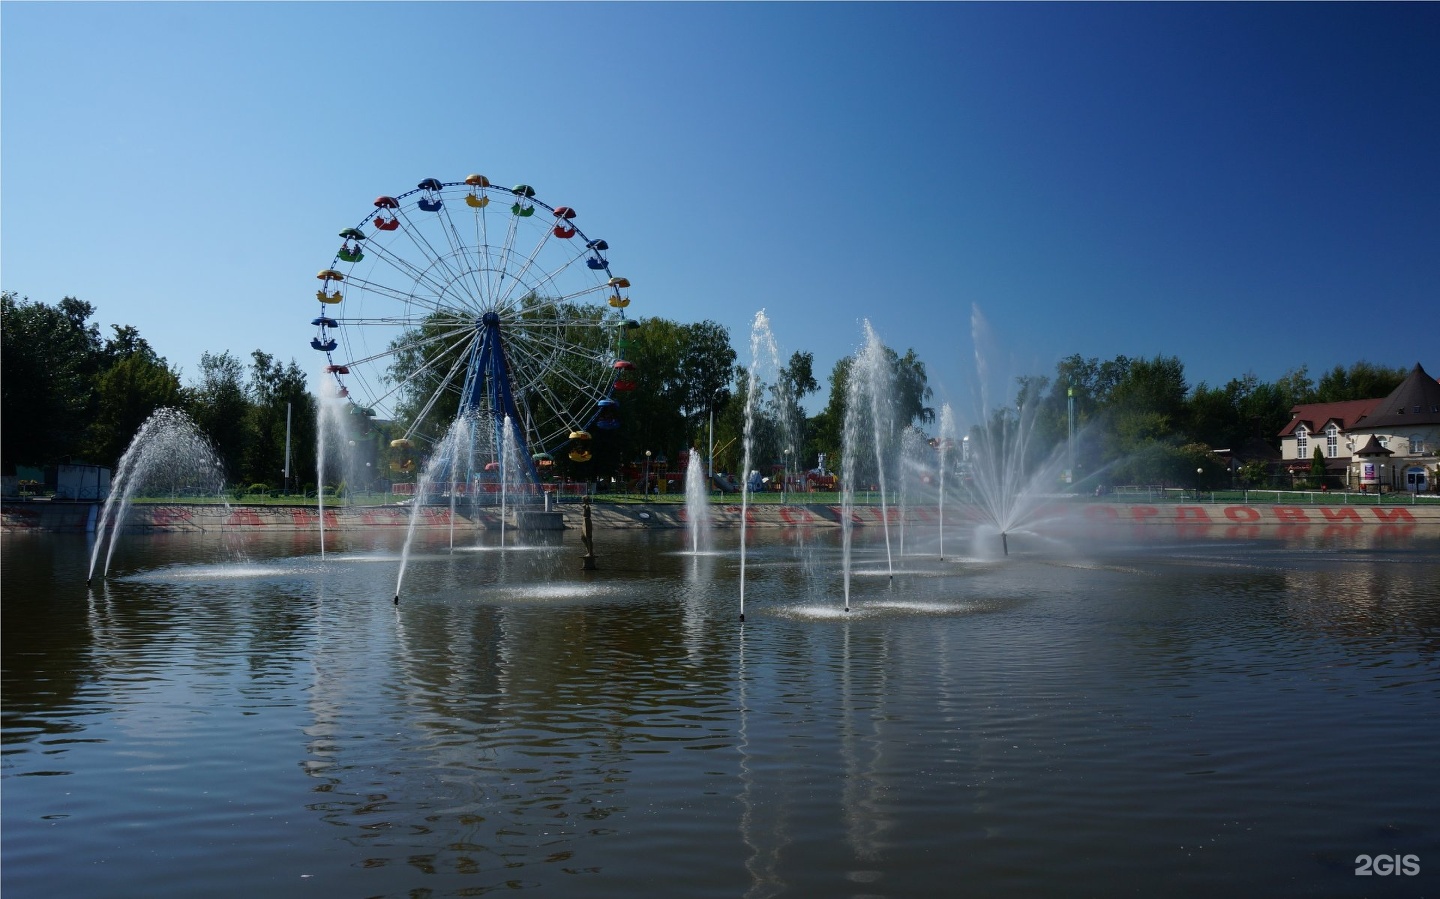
1325 423 1339 458
1415 405 1423 413
1295 426 1308 458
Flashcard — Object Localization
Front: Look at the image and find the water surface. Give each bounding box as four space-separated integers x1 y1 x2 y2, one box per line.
4 525 1438 897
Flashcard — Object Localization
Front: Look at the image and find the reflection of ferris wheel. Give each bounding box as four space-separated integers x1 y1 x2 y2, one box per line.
309 175 637 479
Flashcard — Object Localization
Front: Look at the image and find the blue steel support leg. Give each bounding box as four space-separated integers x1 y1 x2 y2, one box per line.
461 313 541 485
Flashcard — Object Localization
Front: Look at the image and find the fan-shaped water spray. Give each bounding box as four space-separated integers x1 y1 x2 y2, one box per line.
964 305 1075 555
87 408 228 583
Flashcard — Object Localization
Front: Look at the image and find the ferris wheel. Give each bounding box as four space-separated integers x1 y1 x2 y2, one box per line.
309 175 637 480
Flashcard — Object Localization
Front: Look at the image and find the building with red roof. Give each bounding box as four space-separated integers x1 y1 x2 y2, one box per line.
1278 363 1440 492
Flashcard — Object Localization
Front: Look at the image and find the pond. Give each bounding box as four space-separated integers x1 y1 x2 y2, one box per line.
3 523 1438 898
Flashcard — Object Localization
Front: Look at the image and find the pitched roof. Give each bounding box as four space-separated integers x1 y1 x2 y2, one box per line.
1350 363 1440 429
1278 398 1381 437
1353 434 1394 457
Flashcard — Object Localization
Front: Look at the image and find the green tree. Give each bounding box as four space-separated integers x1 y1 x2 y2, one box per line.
1309 446 1327 487
86 332 183 466
598 318 736 481
806 343 933 483
246 351 315 490
187 351 250 483
1 293 104 470
1315 361 1406 402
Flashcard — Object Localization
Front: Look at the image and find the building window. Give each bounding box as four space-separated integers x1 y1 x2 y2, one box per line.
1326 424 1339 458
1412 436 1425 454
1295 426 1307 459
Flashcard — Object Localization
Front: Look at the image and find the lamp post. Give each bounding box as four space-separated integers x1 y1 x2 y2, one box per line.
708 387 725 481
644 450 652 497
1196 467 1204 500
782 447 792 505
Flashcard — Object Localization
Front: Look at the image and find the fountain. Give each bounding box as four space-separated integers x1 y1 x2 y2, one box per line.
87 407 228 584
963 305 1074 556
896 425 932 559
314 374 355 559
738 313 772 620
937 403 957 559
393 412 477 603
840 320 897 611
498 415 524 548
737 310 801 620
684 447 711 554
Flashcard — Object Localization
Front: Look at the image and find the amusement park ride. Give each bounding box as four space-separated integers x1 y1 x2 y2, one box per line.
308 175 637 487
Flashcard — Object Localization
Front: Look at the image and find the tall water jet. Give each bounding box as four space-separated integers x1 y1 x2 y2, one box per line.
684 447 711 554
937 403 957 560
314 375 352 559
394 413 475 602
736 310 799 619
739 313 775 620
897 426 930 559
840 321 896 611
498 415 525 547
87 408 228 584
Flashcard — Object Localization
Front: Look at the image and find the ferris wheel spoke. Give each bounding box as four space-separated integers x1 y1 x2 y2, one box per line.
360 225 462 300
338 324 475 413
344 272 450 310
507 335 604 402
494 225 557 310
520 247 601 304
403 346 476 442
473 204 493 308
392 207 473 296
435 203 492 310
490 214 524 310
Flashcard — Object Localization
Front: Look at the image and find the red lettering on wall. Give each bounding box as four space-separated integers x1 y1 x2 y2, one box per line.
152 507 194 526
1321 507 1362 522
1175 506 1212 521
1084 505 1119 520
1130 506 1160 521
226 508 264 527
1372 508 1416 522
1274 507 1309 522
1225 506 1261 522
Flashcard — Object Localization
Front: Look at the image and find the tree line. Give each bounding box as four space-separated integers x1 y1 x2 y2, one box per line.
3 292 316 491
2 291 1409 492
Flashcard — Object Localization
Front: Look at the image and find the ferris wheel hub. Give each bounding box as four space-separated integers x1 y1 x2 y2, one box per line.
481 311 501 327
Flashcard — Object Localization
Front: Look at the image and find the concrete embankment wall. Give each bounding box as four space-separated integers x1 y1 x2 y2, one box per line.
5 500 1439 533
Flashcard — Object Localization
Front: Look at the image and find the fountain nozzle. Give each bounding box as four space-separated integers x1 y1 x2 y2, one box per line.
1001 532 1009 556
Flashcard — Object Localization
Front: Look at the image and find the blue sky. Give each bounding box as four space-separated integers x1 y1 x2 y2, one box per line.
4 2 1437 425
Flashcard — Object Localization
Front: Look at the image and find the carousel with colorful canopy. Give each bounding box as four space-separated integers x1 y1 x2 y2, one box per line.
308 174 637 483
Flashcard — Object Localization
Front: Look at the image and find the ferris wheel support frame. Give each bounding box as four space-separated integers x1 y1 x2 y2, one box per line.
462 311 541 484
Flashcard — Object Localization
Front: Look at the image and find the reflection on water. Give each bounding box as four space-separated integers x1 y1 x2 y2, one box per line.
3 525 1439 898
